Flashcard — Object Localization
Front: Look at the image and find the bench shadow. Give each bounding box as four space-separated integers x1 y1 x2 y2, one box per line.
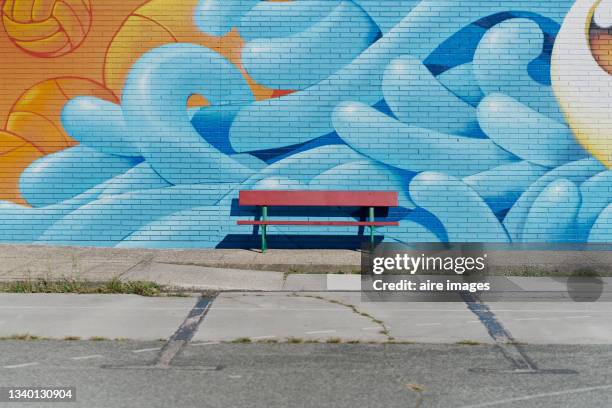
217 234 384 250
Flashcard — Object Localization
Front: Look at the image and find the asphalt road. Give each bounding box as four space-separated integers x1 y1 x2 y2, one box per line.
0 341 611 408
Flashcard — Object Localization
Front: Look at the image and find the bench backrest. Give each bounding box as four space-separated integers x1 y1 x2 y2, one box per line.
239 190 398 207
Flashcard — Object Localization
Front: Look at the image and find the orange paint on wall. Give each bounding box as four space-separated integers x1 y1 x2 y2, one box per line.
6 77 118 154
0 0 147 204
0 130 43 206
0 0 149 126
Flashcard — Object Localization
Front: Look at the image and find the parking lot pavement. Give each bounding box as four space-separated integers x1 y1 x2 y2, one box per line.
1 341 611 408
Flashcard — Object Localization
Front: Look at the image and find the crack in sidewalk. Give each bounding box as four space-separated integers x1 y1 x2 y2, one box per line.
289 293 393 341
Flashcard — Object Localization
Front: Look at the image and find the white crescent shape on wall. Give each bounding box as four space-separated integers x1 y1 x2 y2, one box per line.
552 0 612 168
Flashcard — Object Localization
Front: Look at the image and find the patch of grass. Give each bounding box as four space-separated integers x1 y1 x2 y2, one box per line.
406 383 425 408
572 268 601 277
2 279 84 294
89 336 109 342
456 340 482 346
99 279 161 297
407 383 425 393
222 338 427 345
230 337 252 344
103 278 124 293
165 292 192 298
63 336 81 341
0 334 44 341
0 278 161 297
488 266 611 277
0 334 144 342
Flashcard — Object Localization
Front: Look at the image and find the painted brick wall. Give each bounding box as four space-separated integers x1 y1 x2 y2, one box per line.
0 0 611 248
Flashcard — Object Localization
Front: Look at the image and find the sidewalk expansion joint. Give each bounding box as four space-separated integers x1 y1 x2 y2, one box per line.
118 254 155 280
154 294 217 369
462 293 577 375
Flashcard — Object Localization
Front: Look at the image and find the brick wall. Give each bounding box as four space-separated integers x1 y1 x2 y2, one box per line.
0 0 610 248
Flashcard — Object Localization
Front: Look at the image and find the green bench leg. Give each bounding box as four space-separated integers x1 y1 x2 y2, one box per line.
369 206 375 250
261 206 268 253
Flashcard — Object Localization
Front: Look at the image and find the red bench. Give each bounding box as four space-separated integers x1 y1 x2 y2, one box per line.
237 190 399 252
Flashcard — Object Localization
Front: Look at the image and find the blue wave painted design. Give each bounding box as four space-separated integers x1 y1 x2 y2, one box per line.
520 179 581 242
473 18 565 122
229 1 573 151
20 146 140 208
409 172 510 242
478 93 588 167
333 101 514 177
241 1 380 89
382 56 481 136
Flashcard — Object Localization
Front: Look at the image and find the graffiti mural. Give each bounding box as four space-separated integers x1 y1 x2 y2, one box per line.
0 0 611 247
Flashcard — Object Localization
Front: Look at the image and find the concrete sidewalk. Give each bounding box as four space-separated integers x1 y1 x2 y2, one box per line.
2 292 612 344
4 244 612 286
0 293 198 340
4 244 612 293
195 292 612 345
0 245 362 284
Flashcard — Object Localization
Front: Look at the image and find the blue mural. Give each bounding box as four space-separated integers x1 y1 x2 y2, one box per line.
2 0 612 247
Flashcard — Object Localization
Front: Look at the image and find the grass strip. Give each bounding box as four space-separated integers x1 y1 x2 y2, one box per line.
0 278 162 297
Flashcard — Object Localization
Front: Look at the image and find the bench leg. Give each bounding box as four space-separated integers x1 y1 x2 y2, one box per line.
261 206 268 253
369 206 375 249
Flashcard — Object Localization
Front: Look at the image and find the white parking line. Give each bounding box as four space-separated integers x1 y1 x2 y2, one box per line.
458 384 612 408
306 330 337 335
514 318 542 321
565 316 592 319
71 355 103 361
416 323 442 327
362 327 381 331
132 347 161 353
4 362 39 369
190 341 220 347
